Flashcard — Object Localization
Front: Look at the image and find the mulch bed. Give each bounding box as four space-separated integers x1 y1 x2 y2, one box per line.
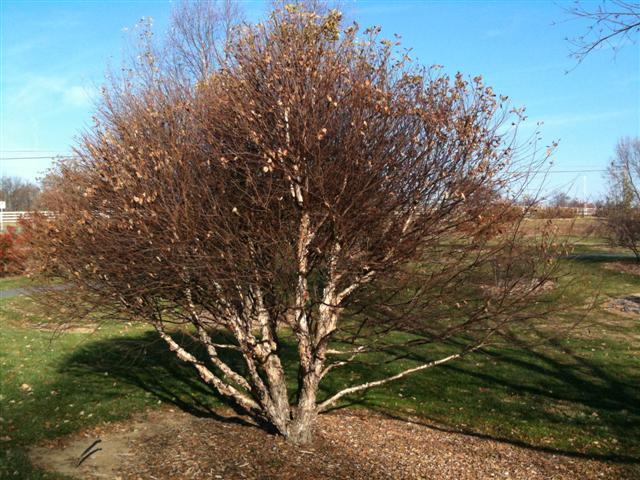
606 294 640 316
32 407 632 479
602 262 640 276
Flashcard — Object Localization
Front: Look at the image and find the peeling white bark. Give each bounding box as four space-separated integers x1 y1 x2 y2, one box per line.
153 322 261 414
317 349 480 413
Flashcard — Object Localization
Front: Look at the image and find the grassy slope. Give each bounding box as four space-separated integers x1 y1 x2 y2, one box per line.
0 250 638 478
320 253 639 466
0 276 32 292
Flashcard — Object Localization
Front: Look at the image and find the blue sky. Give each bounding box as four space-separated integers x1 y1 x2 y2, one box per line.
1 0 638 201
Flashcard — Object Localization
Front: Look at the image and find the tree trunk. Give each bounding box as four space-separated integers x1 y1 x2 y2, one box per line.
286 406 317 445
262 354 292 435
285 370 320 445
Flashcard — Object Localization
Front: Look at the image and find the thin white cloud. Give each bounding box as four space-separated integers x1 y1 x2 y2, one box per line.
483 28 503 39
5 75 95 111
2 38 43 59
536 110 631 128
64 85 94 107
512 109 634 139
351 1 415 16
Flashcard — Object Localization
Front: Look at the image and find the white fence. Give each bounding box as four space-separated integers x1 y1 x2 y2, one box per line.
0 211 53 230
574 206 597 216
528 206 598 217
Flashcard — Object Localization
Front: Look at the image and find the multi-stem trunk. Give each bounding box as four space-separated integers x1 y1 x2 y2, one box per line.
285 302 339 444
286 375 320 445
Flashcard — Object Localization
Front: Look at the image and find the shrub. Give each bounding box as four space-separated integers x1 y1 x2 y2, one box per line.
0 227 26 276
26 3 562 444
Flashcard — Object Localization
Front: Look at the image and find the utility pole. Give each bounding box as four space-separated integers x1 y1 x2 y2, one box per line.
582 175 587 216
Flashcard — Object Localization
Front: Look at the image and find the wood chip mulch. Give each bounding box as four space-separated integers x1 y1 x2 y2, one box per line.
602 262 640 277
108 408 631 480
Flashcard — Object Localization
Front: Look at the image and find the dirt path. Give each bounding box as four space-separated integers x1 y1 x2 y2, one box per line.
0 283 69 300
29 413 185 479
0 287 29 299
29 408 634 479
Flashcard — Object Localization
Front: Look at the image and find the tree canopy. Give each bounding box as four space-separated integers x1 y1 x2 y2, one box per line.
26 2 563 444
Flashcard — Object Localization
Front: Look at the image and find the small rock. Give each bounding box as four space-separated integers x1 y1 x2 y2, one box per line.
19 383 32 393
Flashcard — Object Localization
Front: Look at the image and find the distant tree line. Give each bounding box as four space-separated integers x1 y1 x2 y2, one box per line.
0 176 41 211
601 136 640 261
523 192 590 219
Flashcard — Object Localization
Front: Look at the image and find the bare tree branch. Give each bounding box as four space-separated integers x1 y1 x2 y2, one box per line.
318 345 485 413
565 0 640 63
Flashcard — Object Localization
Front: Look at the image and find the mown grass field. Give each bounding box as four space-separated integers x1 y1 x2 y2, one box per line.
0 276 33 292
0 242 638 478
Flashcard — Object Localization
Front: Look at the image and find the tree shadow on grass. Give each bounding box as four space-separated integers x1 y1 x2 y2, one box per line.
318 334 639 467
57 329 639 471
59 330 258 429
567 252 639 264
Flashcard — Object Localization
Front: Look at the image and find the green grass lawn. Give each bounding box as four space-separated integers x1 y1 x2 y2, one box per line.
0 250 638 478
0 276 33 292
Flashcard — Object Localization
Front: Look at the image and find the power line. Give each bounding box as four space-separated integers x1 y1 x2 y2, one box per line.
0 156 77 161
536 168 607 173
0 150 70 153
